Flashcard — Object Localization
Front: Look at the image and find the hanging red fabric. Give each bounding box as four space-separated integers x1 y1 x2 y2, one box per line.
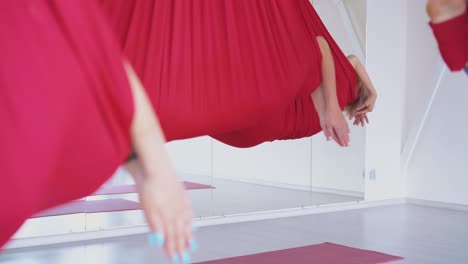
212 96 321 148
212 1 359 147
100 0 359 147
0 0 360 248
0 1 133 247
99 0 325 142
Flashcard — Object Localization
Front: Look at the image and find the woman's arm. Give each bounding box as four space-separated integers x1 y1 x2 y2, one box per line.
125 61 172 187
311 36 350 147
426 0 466 23
316 36 339 111
124 61 195 261
348 55 376 97
347 55 377 117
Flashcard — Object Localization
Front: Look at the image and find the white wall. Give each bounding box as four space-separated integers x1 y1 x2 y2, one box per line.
403 0 446 148
166 136 212 176
314 0 356 56
404 1 468 205
365 0 407 200
311 131 365 194
407 71 468 204
343 0 367 53
212 139 312 186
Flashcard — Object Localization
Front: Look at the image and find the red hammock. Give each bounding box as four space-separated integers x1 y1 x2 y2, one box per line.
0 0 357 247
0 1 133 247
211 2 359 148
99 0 358 146
429 11 468 72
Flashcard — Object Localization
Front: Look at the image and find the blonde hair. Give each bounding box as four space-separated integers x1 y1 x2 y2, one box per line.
344 76 372 117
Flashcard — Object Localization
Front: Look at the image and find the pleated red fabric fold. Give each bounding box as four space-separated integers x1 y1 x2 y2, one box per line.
0 1 133 247
213 96 321 148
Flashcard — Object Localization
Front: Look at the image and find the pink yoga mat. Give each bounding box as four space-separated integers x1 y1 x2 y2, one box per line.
195 242 403 264
32 199 141 218
94 182 213 195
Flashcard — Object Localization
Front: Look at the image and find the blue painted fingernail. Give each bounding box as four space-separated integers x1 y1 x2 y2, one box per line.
189 239 198 252
172 254 180 263
182 251 191 264
155 233 165 246
147 232 165 247
192 223 199 232
147 233 156 246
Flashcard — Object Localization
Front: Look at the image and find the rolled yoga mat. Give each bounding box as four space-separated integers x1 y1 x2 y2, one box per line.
93 182 214 196
195 242 403 264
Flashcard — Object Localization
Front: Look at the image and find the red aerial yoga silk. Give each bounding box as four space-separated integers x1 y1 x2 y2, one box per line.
429 11 468 71
213 96 322 148
0 1 133 247
99 0 323 142
0 0 358 248
212 1 359 148
99 0 359 148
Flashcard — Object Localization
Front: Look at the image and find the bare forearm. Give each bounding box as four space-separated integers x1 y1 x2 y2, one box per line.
124 61 174 184
311 86 326 116
427 0 466 23
321 79 339 111
351 56 377 96
316 36 339 111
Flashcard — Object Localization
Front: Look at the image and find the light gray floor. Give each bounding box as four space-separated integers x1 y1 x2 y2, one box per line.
3 204 468 264
14 175 360 239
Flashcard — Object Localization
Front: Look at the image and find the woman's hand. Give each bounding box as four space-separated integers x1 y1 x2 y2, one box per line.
351 113 369 127
314 36 350 147
350 90 377 118
319 108 350 147
348 54 378 122
124 61 196 263
126 159 196 263
137 170 195 262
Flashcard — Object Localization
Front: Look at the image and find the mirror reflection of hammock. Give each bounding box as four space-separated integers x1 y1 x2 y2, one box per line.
99 0 364 149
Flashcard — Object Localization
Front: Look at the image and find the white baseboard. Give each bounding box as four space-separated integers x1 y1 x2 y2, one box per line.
406 198 468 212
178 172 364 198
200 198 405 225
310 186 364 199
6 198 404 250
214 175 364 199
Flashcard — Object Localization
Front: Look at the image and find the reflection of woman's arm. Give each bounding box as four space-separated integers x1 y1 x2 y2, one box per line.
311 36 350 147
124 61 195 260
315 36 339 111
311 85 326 115
347 55 377 118
348 55 377 96
426 0 466 23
